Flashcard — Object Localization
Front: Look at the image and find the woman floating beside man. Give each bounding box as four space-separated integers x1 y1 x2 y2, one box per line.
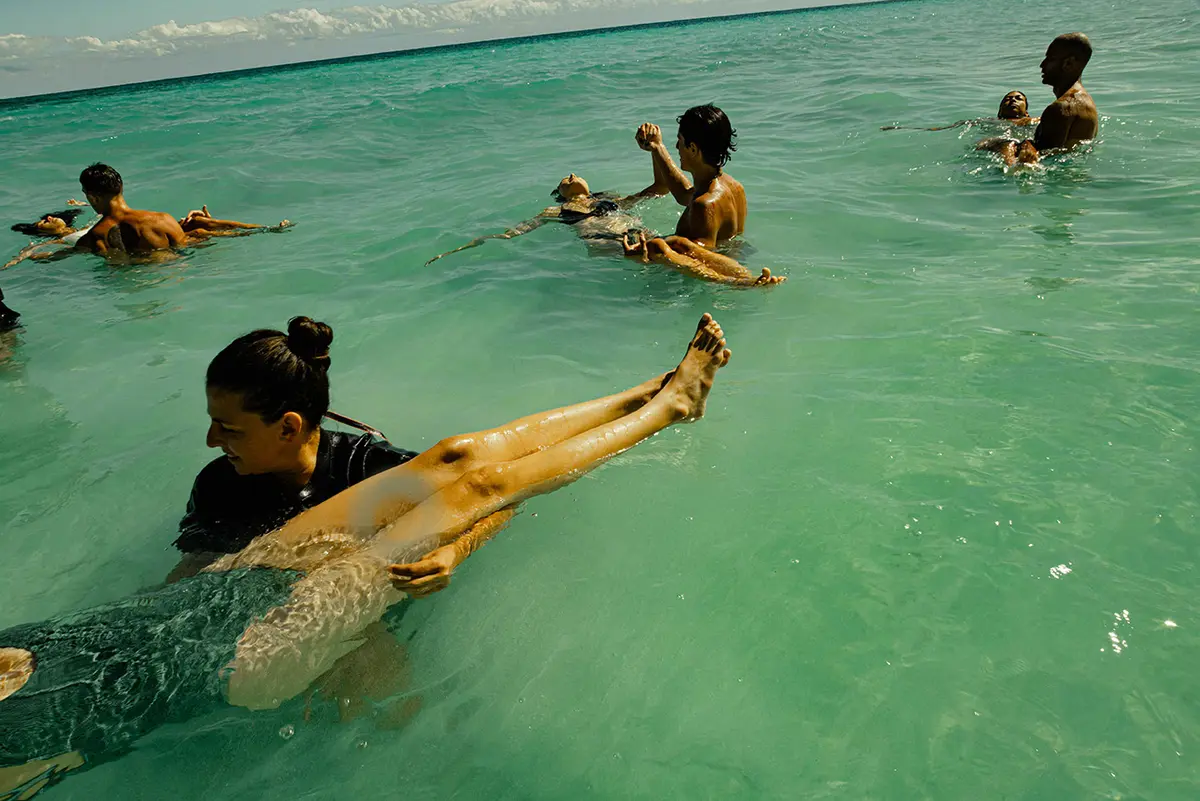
425 105 784 287
0 311 733 796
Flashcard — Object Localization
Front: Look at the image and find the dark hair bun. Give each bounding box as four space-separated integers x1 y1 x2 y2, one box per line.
286 316 333 366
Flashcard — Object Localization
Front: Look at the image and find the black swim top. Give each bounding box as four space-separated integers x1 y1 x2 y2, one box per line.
0 568 300 769
559 197 620 225
177 428 418 554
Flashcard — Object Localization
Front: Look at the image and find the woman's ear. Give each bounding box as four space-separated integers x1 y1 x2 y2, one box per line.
279 411 306 441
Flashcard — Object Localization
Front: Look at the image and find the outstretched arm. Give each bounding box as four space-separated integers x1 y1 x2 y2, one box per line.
425 213 553 266
4 239 67 269
636 123 692 205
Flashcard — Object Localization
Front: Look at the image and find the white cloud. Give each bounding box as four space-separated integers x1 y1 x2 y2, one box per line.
6 0 725 60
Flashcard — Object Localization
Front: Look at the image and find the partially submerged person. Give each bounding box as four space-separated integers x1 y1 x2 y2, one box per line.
977 33 1099 165
10 208 90 240
628 105 783 286
0 288 18 331
3 167 290 267
172 316 420 581
0 313 733 796
425 173 658 265
881 90 1040 132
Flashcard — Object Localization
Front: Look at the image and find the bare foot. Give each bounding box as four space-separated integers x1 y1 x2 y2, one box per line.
750 267 786 287
662 313 731 421
0 648 34 702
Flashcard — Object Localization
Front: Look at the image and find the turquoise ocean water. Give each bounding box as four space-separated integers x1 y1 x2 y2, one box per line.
2 0 1198 796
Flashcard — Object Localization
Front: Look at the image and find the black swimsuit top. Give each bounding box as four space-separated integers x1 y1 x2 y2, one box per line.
176 428 417 554
559 197 620 225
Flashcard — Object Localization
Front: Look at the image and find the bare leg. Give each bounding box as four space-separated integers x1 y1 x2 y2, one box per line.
371 315 731 560
648 237 785 287
215 370 673 563
223 316 731 709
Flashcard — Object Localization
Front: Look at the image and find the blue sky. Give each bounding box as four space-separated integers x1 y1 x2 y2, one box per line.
0 0 871 99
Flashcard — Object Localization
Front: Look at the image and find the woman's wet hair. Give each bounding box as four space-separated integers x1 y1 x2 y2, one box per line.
79 163 123 198
11 208 83 238
676 104 738 169
206 316 334 428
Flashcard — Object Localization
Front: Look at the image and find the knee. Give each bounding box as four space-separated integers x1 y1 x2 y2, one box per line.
430 436 477 466
646 238 672 256
664 236 699 255
457 463 510 501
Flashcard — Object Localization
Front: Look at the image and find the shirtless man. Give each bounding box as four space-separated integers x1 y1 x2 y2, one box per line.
74 163 187 255
978 33 1099 165
625 105 782 287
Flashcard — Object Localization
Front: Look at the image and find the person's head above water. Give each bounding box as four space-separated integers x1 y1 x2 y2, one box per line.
1041 33 1092 90
998 91 1029 120
205 316 333 477
676 104 737 172
79 163 125 214
10 208 84 238
551 173 591 202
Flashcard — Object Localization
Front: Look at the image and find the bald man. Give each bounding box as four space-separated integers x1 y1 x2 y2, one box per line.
978 33 1098 165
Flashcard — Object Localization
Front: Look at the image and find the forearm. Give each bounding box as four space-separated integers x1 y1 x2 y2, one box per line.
650 143 692 204
444 506 518 564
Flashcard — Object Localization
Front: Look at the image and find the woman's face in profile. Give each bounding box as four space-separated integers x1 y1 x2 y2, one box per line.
35 216 70 236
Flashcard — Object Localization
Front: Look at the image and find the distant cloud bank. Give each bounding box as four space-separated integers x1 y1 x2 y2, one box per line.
0 0 873 97
3 0 721 59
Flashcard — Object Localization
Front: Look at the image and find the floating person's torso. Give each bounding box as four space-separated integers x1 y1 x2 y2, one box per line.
0 568 301 770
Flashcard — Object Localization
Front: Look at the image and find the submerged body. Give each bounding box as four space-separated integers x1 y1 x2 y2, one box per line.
0 314 733 796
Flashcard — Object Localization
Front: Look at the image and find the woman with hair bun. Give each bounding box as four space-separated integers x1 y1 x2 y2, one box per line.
171 316 419 581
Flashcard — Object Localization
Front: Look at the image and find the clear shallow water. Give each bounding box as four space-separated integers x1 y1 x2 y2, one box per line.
1 0 1199 797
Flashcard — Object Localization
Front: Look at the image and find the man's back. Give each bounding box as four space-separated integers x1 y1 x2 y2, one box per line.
675 173 747 247
1034 83 1099 151
82 209 185 255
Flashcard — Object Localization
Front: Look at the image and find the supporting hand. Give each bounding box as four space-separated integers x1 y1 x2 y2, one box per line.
387 545 459 598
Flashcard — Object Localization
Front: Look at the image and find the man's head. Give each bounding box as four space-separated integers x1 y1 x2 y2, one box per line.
552 174 590 202
675 104 737 172
998 91 1029 120
1041 33 1092 88
79 163 124 213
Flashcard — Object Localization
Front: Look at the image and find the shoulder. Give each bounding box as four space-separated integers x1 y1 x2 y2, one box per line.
325 429 418 483
189 454 240 501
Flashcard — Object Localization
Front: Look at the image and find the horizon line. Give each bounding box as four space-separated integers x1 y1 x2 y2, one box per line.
0 0 908 107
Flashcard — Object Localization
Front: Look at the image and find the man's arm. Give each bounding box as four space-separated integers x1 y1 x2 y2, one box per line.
1032 101 1072 151
425 214 553 266
636 123 692 205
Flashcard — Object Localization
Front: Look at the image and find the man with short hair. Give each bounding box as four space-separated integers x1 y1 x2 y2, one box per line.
979 33 1098 164
74 163 187 254
625 105 782 286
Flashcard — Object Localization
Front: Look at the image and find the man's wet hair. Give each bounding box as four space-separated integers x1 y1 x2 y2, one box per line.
677 104 737 169
1052 33 1092 67
79 163 123 198
11 208 84 237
